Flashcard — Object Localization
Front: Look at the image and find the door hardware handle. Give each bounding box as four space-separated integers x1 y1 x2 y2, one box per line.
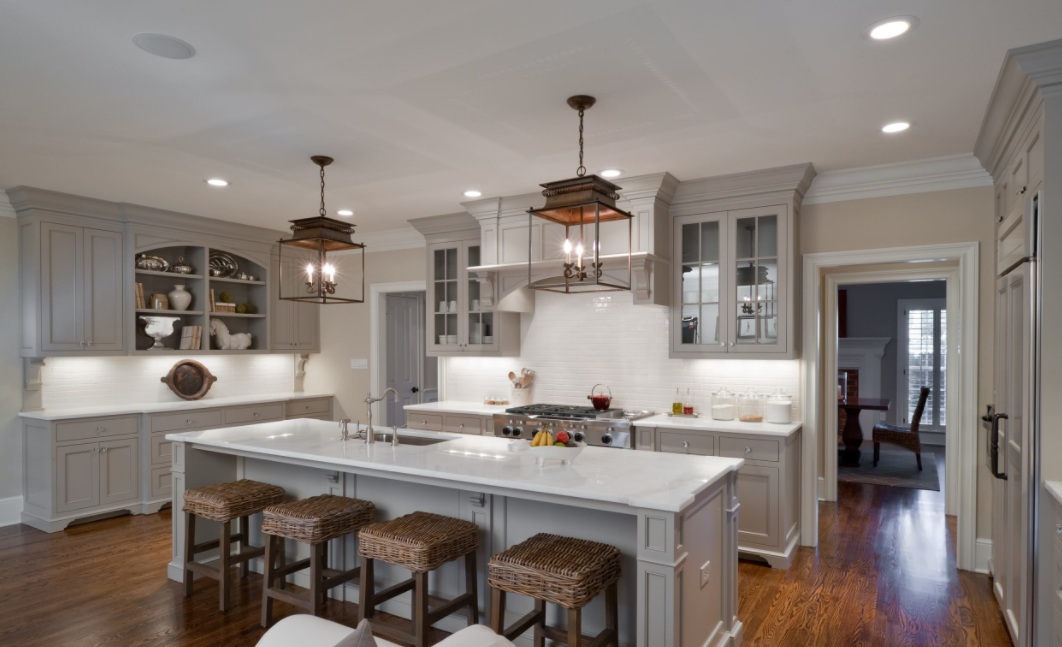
411 386 419 393
989 412 1008 480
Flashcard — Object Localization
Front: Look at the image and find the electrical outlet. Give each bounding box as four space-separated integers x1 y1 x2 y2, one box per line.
700 560 711 588
350 358 368 369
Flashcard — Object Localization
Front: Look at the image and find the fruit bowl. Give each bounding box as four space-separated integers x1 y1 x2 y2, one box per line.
528 444 583 466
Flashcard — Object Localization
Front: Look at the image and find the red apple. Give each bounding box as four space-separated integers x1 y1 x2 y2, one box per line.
555 430 571 444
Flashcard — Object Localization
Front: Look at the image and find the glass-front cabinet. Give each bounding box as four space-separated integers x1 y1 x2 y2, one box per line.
672 204 790 358
428 241 498 355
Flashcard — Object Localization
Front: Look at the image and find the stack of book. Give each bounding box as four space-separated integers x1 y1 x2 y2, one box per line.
135 282 146 309
179 325 202 350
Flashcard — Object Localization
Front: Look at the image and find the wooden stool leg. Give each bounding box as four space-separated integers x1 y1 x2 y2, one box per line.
359 556 374 620
238 515 250 578
183 512 196 597
414 570 430 647
533 598 546 647
464 550 478 626
873 441 881 466
310 542 325 617
605 581 618 646
490 588 506 634
567 606 582 647
261 535 276 628
218 519 232 612
916 452 923 471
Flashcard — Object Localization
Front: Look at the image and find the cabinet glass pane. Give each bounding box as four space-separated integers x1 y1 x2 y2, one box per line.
735 218 756 260
758 215 777 257
470 312 493 345
679 219 721 347
735 254 777 345
433 249 447 281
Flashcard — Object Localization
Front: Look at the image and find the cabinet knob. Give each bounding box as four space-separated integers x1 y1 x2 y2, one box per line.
458 423 465 429
253 412 259 418
101 447 108 453
186 419 193 426
94 447 100 453
1057 523 1062 534
96 427 105 434
744 446 752 453
86 341 94 346
682 440 690 454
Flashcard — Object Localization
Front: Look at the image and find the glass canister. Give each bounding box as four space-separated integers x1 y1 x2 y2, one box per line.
711 388 737 420
765 389 792 424
738 389 765 422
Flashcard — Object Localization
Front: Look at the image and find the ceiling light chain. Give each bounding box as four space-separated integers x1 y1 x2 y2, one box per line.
577 104 586 177
319 159 328 217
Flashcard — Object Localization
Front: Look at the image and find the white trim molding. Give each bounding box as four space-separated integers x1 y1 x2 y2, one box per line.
975 538 993 575
0 191 15 218
803 242 979 573
0 496 23 527
359 227 424 253
803 154 992 205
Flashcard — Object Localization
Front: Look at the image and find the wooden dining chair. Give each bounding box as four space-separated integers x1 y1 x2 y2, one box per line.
872 386 930 471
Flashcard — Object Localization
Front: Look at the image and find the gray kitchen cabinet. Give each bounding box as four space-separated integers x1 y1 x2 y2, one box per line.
270 252 320 352
410 213 519 357
20 220 125 356
23 414 141 531
406 411 487 434
651 425 801 569
285 397 334 421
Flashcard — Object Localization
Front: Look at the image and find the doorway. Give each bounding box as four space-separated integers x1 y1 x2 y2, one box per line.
802 242 979 572
369 281 437 428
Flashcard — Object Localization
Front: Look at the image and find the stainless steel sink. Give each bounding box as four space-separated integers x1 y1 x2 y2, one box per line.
376 434 450 446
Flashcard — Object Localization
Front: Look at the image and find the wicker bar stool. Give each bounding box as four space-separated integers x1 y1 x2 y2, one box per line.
260 494 375 627
183 479 285 611
358 511 480 647
488 533 620 647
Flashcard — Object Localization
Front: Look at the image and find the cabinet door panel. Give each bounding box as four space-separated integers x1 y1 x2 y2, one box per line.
40 223 83 351
444 414 483 435
736 464 779 548
673 213 728 355
100 438 139 505
270 254 297 349
150 466 172 500
83 228 124 351
409 412 444 431
55 443 99 512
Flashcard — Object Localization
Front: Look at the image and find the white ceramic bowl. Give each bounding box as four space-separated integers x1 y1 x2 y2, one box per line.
528 444 583 466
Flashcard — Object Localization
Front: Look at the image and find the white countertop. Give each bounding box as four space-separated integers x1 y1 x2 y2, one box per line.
167 419 742 513
404 401 510 416
1046 481 1062 506
19 392 334 421
638 414 802 437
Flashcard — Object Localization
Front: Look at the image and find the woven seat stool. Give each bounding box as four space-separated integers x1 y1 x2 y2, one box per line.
358 511 480 647
260 494 375 627
183 479 285 611
488 533 620 647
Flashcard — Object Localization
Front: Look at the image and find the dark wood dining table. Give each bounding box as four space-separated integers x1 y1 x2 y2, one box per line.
838 397 890 467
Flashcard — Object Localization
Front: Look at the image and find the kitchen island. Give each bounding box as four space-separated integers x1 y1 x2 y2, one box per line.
167 419 744 647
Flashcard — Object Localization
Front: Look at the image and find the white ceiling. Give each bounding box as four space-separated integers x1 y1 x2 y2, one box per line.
2 1 1060 234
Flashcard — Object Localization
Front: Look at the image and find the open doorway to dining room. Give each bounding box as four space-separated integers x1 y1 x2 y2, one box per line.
835 280 948 498
802 242 979 572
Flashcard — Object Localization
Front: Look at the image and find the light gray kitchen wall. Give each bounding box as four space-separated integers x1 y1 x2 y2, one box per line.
841 280 947 424
442 290 801 415
0 216 23 503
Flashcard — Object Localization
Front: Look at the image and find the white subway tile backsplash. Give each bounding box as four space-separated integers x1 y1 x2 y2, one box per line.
42 355 295 409
443 291 801 416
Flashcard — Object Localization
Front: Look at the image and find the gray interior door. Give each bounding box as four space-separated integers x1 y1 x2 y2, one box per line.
385 292 424 427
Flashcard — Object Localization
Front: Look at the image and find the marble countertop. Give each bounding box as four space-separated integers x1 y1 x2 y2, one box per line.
19 392 335 421
637 414 802 437
404 401 510 416
1045 481 1062 506
167 419 743 513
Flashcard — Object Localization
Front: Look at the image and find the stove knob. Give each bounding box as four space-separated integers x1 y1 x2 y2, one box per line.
501 426 514 436
511 426 523 438
601 434 613 445
573 431 585 443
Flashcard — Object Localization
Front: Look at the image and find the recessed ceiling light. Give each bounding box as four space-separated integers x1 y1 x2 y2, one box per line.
132 33 196 59
599 169 623 178
463 190 482 198
336 209 354 217
864 16 918 41
881 121 911 134
205 178 229 187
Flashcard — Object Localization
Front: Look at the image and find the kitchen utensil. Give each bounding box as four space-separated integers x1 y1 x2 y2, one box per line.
508 371 518 386
519 374 533 388
588 384 612 410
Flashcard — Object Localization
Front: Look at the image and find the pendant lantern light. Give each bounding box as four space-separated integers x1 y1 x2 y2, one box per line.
278 156 366 304
527 95 634 293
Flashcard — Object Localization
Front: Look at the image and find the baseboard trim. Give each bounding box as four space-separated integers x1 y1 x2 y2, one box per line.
975 538 992 574
0 496 24 527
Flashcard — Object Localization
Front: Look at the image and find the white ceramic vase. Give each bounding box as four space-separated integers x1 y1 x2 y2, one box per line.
168 284 192 311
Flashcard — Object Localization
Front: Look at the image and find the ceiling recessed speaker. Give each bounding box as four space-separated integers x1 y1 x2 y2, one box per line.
132 33 196 60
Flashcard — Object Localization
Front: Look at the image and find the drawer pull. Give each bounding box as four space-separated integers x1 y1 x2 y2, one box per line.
186 419 193 426
253 412 259 418
101 447 108 453
744 447 752 453
96 426 105 434
94 447 100 453
683 440 690 454
458 423 465 429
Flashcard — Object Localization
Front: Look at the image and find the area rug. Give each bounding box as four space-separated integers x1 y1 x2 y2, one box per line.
837 447 940 491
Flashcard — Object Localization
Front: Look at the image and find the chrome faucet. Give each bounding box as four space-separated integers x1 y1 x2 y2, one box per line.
339 418 351 441
364 388 399 443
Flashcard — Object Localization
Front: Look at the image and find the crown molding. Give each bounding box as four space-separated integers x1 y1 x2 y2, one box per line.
802 154 991 205
672 163 816 207
358 226 425 253
0 192 14 219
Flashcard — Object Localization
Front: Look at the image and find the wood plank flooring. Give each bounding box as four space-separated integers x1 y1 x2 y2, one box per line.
0 479 1010 646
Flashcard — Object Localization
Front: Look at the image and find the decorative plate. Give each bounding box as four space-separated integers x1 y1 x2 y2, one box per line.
208 251 239 278
135 254 170 272
161 359 218 401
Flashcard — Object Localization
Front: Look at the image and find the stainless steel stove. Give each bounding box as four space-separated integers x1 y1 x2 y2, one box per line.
492 404 651 448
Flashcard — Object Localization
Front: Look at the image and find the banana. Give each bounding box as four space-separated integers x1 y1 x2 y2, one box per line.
531 430 554 447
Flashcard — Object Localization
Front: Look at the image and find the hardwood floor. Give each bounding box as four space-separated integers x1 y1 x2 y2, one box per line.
0 480 1010 646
